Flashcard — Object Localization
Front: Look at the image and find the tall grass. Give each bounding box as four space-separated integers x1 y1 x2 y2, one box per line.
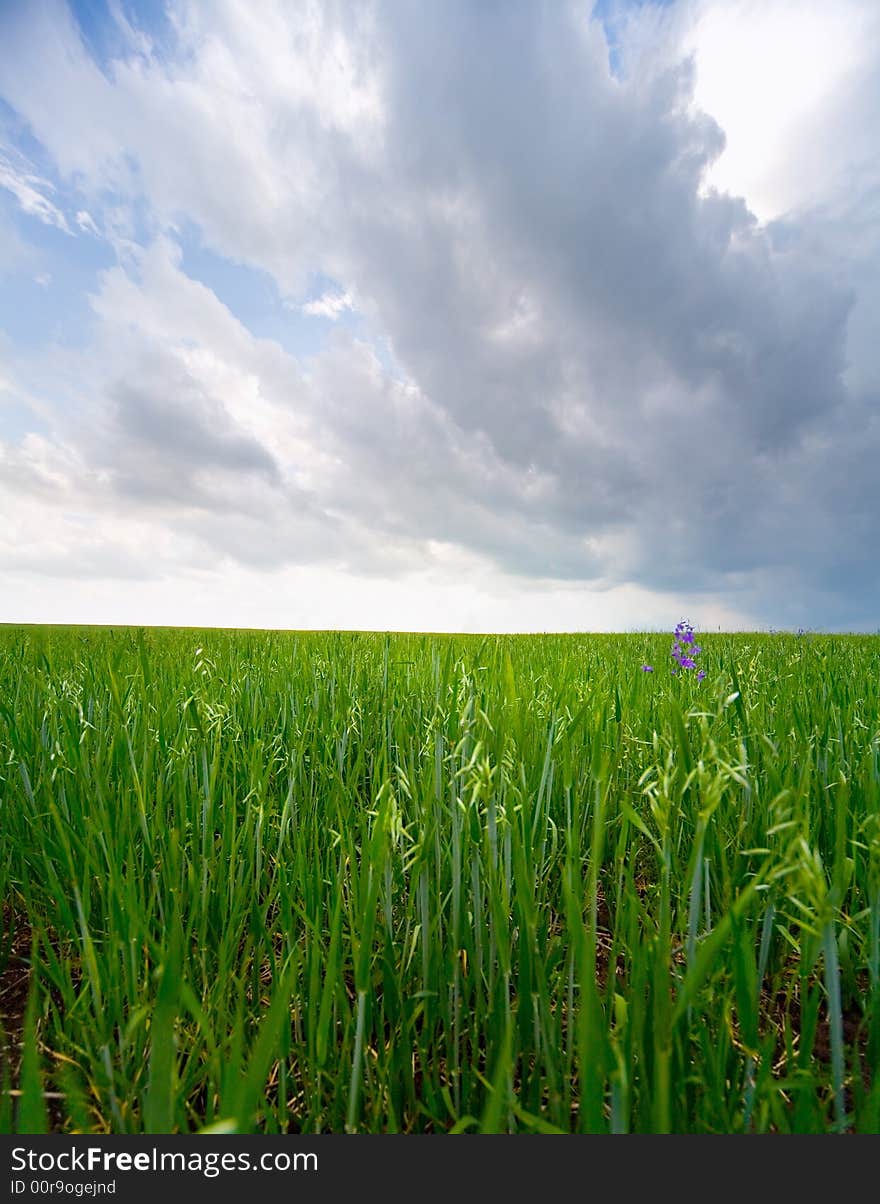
1 626 879 1132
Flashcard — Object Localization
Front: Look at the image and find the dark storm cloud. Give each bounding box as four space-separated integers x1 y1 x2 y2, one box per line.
107 367 281 504
311 0 876 622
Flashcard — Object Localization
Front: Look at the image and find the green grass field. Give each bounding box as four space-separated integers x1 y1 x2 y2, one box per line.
1 625 879 1133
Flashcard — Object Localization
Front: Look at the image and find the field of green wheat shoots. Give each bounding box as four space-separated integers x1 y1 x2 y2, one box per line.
1 625 879 1133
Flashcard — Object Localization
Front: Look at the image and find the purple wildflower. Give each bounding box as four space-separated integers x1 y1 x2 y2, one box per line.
641 664 654 673
670 618 705 680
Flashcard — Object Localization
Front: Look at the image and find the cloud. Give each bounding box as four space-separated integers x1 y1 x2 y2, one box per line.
0 148 72 233
302 289 354 319
0 1 878 629
685 0 880 222
75 209 100 235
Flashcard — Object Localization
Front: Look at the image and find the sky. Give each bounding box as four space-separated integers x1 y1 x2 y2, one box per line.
1 0 878 633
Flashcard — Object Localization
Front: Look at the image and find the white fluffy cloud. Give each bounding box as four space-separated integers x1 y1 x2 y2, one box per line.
687 0 880 221
0 148 72 234
302 290 355 319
